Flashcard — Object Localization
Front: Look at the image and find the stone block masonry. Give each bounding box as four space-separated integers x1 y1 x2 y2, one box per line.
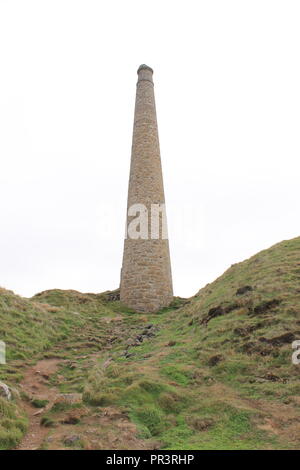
120 65 173 313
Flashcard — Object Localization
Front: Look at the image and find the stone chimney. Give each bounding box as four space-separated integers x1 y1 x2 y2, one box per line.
120 65 173 312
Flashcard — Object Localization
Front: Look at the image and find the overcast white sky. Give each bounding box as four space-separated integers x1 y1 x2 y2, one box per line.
0 0 299 299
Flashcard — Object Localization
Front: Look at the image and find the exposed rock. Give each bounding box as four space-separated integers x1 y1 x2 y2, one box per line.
0 381 11 400
54 393 82 405
136 335 144 342
129 325 158 348
63 435 81 446
105 290 120 301
33 409 44 416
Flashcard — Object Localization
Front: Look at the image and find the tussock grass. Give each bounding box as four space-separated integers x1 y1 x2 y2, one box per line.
82 237 300 449
0 398 27 449
2 237 300 449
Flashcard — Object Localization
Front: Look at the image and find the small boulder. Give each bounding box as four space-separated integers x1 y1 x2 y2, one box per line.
54 393 82 406
0 382 11 400
63 435 81 446
33 409 44 416
136 335 144 342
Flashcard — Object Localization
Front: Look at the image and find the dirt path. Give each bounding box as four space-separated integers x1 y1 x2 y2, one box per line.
14 314 161 450
17 359 62 450
16 354 152 450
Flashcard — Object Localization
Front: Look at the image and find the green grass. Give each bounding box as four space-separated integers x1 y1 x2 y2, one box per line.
2 236 300 449
0 288 86 362
0 287 122 447
82 237 300 449
0 398 27 449
31 399 49 408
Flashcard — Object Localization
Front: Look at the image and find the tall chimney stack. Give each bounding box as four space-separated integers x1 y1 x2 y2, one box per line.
120 65 173 312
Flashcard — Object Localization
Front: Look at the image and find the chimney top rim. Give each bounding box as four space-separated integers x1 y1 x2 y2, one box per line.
137 64 153 74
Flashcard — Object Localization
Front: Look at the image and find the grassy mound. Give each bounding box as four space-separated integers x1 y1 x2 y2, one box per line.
83 237 300 449
1 236 300 449
0 288 85 363
0 288 117 448
0 397 27 449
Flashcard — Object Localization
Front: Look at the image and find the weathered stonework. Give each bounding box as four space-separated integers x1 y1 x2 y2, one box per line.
120 65 173 313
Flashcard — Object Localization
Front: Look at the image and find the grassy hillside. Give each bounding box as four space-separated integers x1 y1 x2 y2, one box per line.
0 288 109 448
1 237 300 449
0 288 95 364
